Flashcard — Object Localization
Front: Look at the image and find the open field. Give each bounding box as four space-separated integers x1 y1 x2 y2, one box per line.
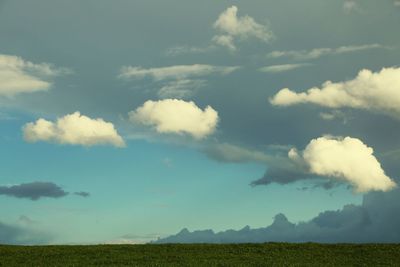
1 243 400 266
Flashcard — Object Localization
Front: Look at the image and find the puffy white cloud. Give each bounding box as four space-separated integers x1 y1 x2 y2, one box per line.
289 136 396 193
258 64 310 73
0 54 69 97
119 64 239 81
213 6 273 51
23 112 125 147
267 44 384 60
270 67 400 118
129 99 218 139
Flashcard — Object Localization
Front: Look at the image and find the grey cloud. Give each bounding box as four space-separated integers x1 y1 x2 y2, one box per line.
202 143 339 190
203 143 274 164
155 189 400 243
74 191 90 198
0 182 90 201
251 166 311 186
0 182 68 200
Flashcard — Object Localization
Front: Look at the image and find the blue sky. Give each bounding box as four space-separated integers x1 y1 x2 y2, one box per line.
0 0 399 244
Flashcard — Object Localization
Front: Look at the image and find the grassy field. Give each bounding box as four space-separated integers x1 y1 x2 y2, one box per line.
1 243 400 266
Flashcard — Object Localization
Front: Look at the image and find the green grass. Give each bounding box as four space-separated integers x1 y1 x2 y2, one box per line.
1 243 400 266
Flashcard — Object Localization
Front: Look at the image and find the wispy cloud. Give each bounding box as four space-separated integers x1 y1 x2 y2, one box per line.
119 64 239 99
258 63 310 73
343 0 360 13
165 45 216 57
203 143 273 164
119 64 239 81
0 54 70 97
267 44 385 60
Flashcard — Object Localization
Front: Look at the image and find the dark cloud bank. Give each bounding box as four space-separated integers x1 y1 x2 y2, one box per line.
154 189 400 243
0 182 89 200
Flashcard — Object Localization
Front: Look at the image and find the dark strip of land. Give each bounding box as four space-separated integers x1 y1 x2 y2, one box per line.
1 243 400 266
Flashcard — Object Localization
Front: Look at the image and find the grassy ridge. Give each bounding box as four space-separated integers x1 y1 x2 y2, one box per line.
1 243 400 266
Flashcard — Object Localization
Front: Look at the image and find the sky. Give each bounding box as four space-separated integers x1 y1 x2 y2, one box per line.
0 0 400 244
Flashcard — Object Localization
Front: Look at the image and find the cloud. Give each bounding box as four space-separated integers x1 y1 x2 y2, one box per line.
343 0 359 13
0 182 91 201
292 136 396 193
0 54 69 97
119 64 239 81
267 44 384 60
253 136 396 193
0 182 68 200
395 0 400 6
203 143 274 164
258 64 310 73
23 112 125 147
212 35 237 51
165 45 216 57
154 188 400 243
213 6 274 51
74 191 90 197
319 110 349 123
129 99 218 139
270 67 400 119
157 79 207 99
119 64 239 98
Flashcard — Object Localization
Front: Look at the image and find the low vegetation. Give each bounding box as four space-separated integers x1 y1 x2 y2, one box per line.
1 243 400 266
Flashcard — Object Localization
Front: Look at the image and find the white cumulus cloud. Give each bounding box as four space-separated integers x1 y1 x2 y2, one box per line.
129 99 218 139
0 54 69 97
213 6 273 51
23 112 125 147
270 67 400 118
289 136 396 193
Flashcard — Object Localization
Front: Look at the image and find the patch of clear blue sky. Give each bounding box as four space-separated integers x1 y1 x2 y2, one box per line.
0 113 361 243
